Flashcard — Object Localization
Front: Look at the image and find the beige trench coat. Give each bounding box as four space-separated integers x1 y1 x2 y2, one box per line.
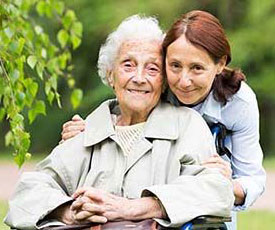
5 100 234 229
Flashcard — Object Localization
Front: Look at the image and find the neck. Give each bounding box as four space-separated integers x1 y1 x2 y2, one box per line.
116 110 148 126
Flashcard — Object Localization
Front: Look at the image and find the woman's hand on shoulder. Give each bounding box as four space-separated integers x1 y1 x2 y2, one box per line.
61 114 85 141
201 154 232 180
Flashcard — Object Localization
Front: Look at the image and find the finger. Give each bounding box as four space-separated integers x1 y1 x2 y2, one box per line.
71 198 85 211
74 210 94 220
72 114 83 121
62 123 85 133
63 120 85 130
202 156 225 165
87 215 108 223
62 121 85 133
84 190 104 203
62 131 81 141
73 187 89 199
82 203 104 214
202 162 225 169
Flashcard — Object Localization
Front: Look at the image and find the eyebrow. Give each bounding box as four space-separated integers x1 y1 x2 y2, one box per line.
167 57 206 66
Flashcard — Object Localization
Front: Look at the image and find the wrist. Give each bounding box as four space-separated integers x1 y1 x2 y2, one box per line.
233 180 245 205
49 203 74 224
127 197 166 220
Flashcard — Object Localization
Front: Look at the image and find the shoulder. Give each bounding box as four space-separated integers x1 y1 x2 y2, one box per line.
229 81 257 106
42 131 90 169
161 101 211 136
222 82 259 130
159 100 204 120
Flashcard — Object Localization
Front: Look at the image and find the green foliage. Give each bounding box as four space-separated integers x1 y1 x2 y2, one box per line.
0 0 83 167
229 0 275 100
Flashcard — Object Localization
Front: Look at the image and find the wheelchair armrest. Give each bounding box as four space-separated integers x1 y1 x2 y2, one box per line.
181 215 231 230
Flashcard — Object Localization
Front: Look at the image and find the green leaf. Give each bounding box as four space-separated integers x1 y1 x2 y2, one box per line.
5 131 13 146
58 53 67 69
0 108 5 121
55 92 62 108
13 113 24 126
54 1 65 15
29 82 38 97
71 35 81 50
71 22 83 37
57 29 69 48
67 78 75 88
16 91 25 107
4 27 14 39
41 48 47 58
62 10 76 29
36 1 45 16
0 77 5 94
28 100 46 124
47 90 55 105
45 81 51 95
70 88 83 109
10 113 24 129
36 63 44 79
49 75 57 90
14 151 25 168
17 37 25 55
27 55 37 69
44 2 53 18
10 69 20 83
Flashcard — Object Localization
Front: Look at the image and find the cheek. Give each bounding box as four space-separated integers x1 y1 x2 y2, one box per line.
166 71 178 86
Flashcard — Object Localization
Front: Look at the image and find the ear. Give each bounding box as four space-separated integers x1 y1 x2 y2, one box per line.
217 55 227 74
106 70 114 88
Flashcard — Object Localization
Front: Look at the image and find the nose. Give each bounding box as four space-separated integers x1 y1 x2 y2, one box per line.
132 68 147 84
178 71 192 88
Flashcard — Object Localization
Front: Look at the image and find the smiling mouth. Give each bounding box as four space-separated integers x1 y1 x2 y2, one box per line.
177 88 196 94
127 89 150 94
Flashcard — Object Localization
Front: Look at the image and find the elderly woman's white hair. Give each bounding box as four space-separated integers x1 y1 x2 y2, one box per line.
97 15 164 85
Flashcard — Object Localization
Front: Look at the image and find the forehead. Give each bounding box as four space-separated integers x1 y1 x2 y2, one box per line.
167 35 213 64
118 39 162 60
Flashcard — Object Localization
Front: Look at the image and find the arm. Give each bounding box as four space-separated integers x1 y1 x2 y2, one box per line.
4 136 90 229
141 111 234 227
229 94 266 210
201 154 245 205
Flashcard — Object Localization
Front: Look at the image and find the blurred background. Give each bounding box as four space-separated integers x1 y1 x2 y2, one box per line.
1 0 275 228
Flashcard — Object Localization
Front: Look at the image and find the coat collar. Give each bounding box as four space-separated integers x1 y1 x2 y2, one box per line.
83 99 179 147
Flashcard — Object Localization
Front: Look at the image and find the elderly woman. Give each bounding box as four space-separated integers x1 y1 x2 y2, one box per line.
5 15 233 229
62 11 265 230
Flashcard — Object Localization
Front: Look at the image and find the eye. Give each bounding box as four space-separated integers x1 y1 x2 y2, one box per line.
122 60 135 71
147 64 160 76
191 64 204 72
169 62 182 72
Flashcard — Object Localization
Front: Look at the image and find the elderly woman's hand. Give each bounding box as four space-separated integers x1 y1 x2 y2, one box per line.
71 187 127 223
201 154 232 180
71 187 165 223
61 114 85 141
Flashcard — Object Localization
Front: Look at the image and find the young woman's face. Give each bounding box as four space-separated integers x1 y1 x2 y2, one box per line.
165 34 225 105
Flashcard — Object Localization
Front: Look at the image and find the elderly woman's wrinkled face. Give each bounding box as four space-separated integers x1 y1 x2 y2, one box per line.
109 39 163 118
166 34 225 105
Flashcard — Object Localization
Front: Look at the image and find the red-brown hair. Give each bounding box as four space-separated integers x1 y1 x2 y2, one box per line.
163 10 245 105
